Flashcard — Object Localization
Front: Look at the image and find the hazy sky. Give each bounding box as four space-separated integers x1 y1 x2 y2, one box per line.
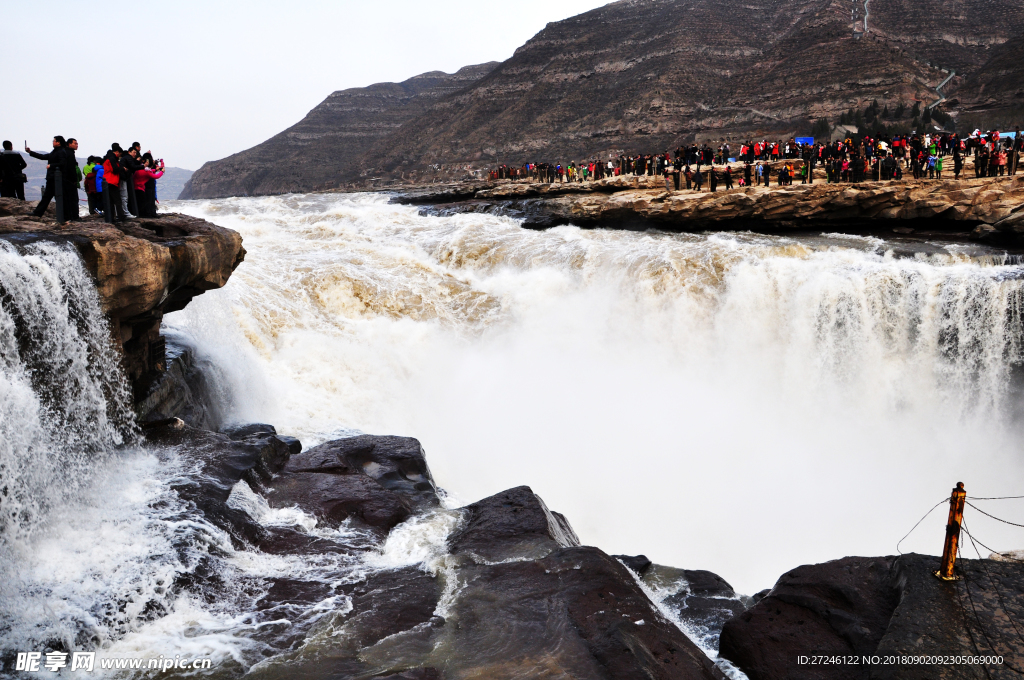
6 0 612 170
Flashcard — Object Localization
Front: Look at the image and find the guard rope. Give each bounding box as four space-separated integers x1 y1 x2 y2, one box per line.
962 519 1024 650
956 542 998 679
896 497 949 554
965 501 1024 529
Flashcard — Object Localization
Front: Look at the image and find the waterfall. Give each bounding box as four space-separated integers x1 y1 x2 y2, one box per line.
0 241 136 543
165 193 1024 594
4 195 1024 672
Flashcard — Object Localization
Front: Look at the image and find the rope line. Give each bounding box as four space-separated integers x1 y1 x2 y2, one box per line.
959 543 1024 675
956 543 997 680
896 497 948 554
966 501 1024 529
960 527 1024 563
962 520 1024 651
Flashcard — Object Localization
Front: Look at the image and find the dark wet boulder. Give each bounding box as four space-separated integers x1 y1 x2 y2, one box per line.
431 546 724 679
144 422 296 546
447 485 581 562
223 422 277 439
286 435 439 509
719 556 899 680
255 526 363 557
615 554 653 576
641 564 749 653
219 422 299 478
248 566 442 679
278 436 302 455
262 434 442 534
333 567 442 654
718 553 1024 680
266 471 412 531
136 337 222 429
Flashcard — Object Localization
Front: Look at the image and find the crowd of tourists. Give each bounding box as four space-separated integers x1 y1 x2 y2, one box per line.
488 129 1023 192
0 135 165 223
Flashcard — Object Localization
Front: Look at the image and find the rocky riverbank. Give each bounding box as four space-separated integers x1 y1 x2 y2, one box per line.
142 409 1024 680
5 193 1022 679
394 174 1024 247
0 197 245 409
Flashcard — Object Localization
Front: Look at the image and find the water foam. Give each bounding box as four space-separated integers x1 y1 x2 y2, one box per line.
0 241 136 543
165 193 1024 594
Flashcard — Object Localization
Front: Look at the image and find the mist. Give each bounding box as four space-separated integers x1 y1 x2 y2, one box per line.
165 194 1024 594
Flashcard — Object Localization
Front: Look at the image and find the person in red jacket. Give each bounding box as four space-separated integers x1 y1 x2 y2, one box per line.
133 156 164 217
102 144 125 223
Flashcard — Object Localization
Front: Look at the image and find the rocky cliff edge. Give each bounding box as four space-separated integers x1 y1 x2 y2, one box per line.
0 197 245 403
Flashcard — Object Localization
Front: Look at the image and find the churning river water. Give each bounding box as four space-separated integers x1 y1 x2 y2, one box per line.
3 191 1024 674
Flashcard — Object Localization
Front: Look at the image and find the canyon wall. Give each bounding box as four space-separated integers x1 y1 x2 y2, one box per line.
181 0 1024 199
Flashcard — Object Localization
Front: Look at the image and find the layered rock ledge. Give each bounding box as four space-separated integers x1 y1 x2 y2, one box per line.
397 175 1024 245
0 197 244 405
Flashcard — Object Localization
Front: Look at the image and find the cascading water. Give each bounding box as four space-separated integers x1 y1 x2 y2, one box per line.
0 243 270 672
0 241 136 541
164 193 1024 596
0 238 466 676
4 192 1024 675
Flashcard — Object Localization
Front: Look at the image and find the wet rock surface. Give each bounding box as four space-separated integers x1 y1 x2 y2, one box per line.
135 334 223 429
447 485 580 563
636 563 751 654
718 553 1024 680
263 435 442 534
267 472 414 532
142 414 733 679
138 412 1024 679
0 197 244 401
287 435 441 510
719 556 898 680
430 547 724 680
872 554 1024 680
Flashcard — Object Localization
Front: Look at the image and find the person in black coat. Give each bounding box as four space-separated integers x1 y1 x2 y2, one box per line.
26 136 67 217
118 147 145 217
0 141 27 199
63 138 81 220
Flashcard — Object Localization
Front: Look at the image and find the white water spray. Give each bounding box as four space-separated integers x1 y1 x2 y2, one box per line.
164 193 1024 594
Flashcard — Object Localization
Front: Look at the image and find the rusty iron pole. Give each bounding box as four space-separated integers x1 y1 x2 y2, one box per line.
936 482 966 581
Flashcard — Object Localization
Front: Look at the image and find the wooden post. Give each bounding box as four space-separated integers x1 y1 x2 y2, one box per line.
936 482 966 581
